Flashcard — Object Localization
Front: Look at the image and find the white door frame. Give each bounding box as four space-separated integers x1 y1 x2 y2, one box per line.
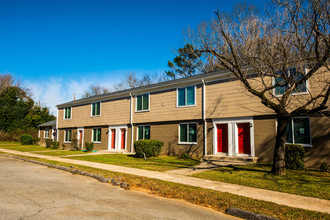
108 125 128 151
77 127 84 150
213 117 255 157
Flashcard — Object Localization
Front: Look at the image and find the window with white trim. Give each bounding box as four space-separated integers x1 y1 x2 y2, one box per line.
136 94 149 111
92 128 101 142
64 107 71 119
64 129 72 142
177 86 195 107
44 129 49 138
91 102 101 116
274 67 307 96
179 123 197 144
138 125 150 140
286 117 311 145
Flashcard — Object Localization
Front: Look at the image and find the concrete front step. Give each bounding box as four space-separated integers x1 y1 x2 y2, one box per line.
202 155 258 163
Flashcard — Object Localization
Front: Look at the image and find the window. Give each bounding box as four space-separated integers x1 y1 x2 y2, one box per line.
138 125 150 140
64 107 71 119
64 130 72 142
136 94 149 111
91 102 101 116
286 117 311 145
274 67 307 96
179 123 197 144
44 129 49 138
177 86 195 107
92 128 101 142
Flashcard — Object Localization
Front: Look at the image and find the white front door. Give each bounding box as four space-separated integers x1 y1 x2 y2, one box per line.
77 128 84 150
108 126 127 151
213 117 255 157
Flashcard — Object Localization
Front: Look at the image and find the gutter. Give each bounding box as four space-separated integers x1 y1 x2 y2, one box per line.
129 93 134 153
202 79 207 156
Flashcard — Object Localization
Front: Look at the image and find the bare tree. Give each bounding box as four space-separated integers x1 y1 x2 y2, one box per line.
181 0 329 175
0 73 14 94
82 84 111 98
113 72 166 91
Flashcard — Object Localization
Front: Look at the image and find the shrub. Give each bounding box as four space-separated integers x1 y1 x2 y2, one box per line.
85 142 94 152
285 144 305 170
134 140 164 158
32 137 40 145
20 134 33 145
62 143 66 150
51 141 60 149
180 153 192 159
45 139 52 148
71 138 79 150
0 131 13 142
320 162 328 172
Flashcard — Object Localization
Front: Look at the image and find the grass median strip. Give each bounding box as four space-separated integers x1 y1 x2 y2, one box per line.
1 152 329 220
66 154 200 172
192 164 330 200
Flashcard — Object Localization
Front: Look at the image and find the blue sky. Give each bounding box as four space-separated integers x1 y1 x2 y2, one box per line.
0 0 266 114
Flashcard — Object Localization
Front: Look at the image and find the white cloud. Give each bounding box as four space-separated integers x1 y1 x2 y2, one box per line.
21 68 165 117
23 76 118 116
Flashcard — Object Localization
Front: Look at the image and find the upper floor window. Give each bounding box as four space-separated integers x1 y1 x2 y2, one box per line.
138 125 150 140
179 123 197 144
136 94 149 112
92 128 101 142
44 128 49 138
177 86 195 107
91 102 101 116
64 129 72 142
286 117 311 146
64 107 71 119
274 67 307 96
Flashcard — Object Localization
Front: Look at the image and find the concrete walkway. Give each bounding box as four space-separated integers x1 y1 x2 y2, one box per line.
0 148 329 214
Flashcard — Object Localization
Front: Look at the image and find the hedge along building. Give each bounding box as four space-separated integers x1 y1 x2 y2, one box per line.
37 120 57 146
55 69 330 168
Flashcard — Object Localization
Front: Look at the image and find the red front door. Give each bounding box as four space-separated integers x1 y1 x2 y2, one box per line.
120 129 126 150
237 123 251 154
79 130 83 149
111 129 116 149
217 124 228 153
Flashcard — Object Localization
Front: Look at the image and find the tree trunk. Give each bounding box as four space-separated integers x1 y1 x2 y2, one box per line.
272 115 290 175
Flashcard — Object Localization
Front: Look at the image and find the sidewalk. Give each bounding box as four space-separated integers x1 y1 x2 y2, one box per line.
0 148 329 214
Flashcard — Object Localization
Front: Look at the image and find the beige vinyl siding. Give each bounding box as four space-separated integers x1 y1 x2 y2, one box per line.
253 117 277 164
58 98 130 128
39 129 49 146
206 80 274 118
133 85 203 123
134 122 204 157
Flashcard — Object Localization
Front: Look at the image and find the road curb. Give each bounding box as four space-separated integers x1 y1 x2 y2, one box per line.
226 207 278 220
0 153 130 190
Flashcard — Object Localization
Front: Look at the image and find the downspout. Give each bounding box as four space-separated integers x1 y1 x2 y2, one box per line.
129 93 134 153
56 108 59 142
202 79 207 156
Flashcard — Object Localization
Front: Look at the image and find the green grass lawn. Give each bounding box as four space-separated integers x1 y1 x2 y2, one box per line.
192 164 330 200
0 143 54 152
67 154 200 172
34 150 89 156
0 142 88 156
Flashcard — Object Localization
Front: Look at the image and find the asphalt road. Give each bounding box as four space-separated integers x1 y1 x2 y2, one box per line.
0 156 237 220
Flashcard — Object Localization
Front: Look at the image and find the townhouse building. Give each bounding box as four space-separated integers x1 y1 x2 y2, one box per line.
42 69 329 168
